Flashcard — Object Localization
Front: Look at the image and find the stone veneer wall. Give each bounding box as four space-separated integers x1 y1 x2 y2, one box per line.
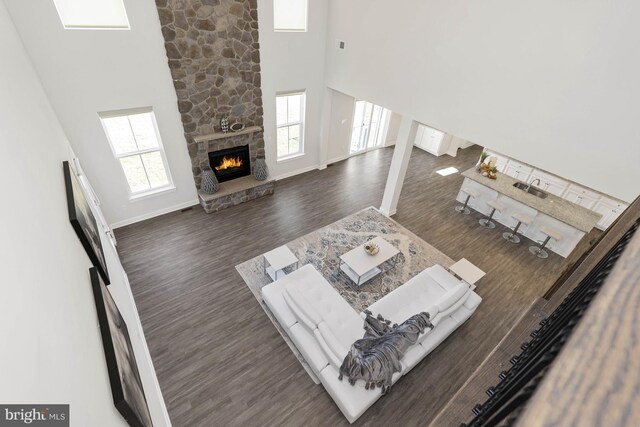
155 0 265 189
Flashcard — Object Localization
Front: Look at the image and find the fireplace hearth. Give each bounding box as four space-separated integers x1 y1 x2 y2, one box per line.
208 145 251 183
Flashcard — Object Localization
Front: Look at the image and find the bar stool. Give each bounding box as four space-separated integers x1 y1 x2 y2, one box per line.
479 199 506 229
456 187 480 215
502 211 534 244
530 225 563 259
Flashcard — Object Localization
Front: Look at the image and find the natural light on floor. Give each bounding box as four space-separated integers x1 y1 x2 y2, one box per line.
436 166 459 176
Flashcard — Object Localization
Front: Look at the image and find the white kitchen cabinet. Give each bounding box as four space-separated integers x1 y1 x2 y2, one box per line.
528 170 569 196
592 197 628 230
414 124 448 156
503 160 533 182
562 184 600 209
484 150 509 172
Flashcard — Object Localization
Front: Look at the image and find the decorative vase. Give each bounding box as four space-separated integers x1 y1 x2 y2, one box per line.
254 156 268 181
201 167 219 193
230 122 245 132
364 242 380 256
220 117 230 134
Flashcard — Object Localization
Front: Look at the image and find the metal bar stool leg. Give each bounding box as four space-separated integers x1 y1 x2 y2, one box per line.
479 208 497 228
530 236 551 259
503 221 523 243
455 195 471 215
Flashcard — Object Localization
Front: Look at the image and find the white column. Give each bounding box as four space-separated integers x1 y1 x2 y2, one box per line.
379 116 418 216
318 87 333 170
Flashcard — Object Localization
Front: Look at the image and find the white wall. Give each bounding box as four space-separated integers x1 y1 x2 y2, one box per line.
385 112 402 147
327 89 355 162
258 0 329 179
325 0 640 202
326 90 401 163
0 2 169 425
4 0 197 228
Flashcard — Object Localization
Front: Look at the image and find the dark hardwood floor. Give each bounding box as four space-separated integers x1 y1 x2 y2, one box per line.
116 145 599 426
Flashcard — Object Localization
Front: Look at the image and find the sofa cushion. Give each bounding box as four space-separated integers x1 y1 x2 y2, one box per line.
262 277 297 329
314 326 344 368
284 282 323 326
401 343 429 374
437 282 469 312
420 316 458 354
317 321 352 364
288 323 329 374
282 289 317 331
464 291 482 311
318 365 383 424
366 268 447 324
425 264 464 291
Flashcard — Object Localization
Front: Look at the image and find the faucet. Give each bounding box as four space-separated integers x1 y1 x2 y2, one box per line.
526 178 541 192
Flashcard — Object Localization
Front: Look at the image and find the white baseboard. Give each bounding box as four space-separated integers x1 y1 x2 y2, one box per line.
111 199 199 229
273 164 321 181
327 154 351 165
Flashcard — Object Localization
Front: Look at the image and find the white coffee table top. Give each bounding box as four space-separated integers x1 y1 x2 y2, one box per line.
340 236 400 277
264 245 298 271
450 258 485 285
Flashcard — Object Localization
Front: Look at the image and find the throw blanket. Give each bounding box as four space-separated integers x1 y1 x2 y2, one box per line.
338 310 433 394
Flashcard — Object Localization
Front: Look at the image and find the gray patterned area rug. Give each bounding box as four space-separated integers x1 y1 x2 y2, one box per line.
235 207 454 382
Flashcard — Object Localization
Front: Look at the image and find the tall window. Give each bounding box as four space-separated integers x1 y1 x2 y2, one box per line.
274 0 307 32
53 0 130 29
350 101 389 154
276 92 305 160
99 108 173 199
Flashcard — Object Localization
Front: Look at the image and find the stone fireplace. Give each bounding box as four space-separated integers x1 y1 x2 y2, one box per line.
155 0 274 213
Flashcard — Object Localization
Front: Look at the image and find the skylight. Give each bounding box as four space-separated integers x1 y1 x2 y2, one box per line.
274 0 308 32
436 167 459 176
53 0 130 30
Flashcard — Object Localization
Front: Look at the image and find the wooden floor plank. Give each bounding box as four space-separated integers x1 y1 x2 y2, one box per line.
116 146 599 426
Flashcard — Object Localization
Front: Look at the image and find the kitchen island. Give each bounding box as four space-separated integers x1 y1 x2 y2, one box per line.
456 168 601 257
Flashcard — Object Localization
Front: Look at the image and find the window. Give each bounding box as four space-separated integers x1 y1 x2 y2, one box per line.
274 0 307 32
276 92 305 160
53 0 130 30
99 108 173 199
350 101 389 154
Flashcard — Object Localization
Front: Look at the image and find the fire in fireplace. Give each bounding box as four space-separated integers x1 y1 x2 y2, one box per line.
208 145 251 183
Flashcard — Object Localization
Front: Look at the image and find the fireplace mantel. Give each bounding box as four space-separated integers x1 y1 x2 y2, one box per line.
193 125 262 143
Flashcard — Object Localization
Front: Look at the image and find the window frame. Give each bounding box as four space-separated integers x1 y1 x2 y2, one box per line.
276 91 306 162
273 0 308 32
99 107 175 200
350 100 389 154
52 0 130 30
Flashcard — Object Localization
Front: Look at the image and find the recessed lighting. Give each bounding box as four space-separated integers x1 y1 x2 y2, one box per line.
436 167 459 176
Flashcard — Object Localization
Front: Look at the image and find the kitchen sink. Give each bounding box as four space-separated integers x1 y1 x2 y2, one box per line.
513 182 548 199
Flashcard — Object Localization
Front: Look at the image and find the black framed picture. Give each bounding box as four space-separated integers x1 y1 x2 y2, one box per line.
90 268 154 427
63 161 109 284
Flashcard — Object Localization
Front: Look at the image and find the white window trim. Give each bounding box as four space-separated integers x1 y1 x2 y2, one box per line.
99 107 175 200
274 0 308 32
276 91 306 162
350 101 389 155
52 0 131 30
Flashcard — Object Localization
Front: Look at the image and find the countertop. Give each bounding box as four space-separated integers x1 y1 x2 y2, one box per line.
462 168 602 233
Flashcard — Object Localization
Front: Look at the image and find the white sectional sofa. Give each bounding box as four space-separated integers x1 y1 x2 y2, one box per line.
262 263 481 423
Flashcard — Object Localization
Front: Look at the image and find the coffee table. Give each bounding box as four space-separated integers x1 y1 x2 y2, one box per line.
339 236 400 287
